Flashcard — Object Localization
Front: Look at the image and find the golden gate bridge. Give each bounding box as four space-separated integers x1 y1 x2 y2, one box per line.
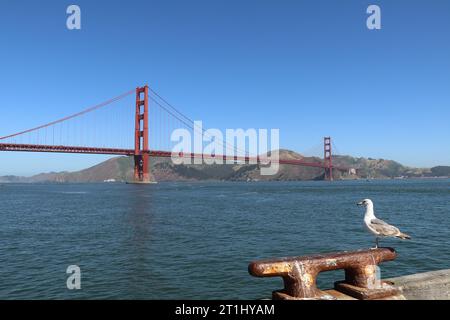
0 85 350 182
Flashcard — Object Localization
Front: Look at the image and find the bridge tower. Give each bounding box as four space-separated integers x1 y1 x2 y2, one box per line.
134 85 150 183
324 137 333 181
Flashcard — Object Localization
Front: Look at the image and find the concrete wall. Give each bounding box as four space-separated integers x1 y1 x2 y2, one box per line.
387 269 450 300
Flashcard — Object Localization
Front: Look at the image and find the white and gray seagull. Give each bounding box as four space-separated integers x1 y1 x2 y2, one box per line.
357 199 411 248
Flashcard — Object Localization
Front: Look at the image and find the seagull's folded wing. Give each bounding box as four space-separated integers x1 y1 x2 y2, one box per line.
370 219 401 237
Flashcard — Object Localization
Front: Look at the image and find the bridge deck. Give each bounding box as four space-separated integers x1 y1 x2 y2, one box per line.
0 143 350 170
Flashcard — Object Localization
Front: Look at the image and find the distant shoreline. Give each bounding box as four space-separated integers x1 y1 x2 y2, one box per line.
1 176 449 185
1 151 449 184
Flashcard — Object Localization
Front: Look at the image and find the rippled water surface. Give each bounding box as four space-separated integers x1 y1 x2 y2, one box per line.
0 179 449 299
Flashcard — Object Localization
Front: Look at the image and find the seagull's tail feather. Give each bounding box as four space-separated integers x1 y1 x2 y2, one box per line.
396 232 411 240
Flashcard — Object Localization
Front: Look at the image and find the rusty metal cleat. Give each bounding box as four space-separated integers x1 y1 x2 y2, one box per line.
248 248 404 300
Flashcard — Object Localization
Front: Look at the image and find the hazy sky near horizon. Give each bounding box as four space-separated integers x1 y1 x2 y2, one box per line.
0 0 449 176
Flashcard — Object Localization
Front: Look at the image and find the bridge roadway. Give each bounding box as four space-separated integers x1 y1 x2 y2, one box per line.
0 143 350 171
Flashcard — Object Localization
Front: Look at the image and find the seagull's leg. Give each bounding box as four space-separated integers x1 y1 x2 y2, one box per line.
370 238 378 250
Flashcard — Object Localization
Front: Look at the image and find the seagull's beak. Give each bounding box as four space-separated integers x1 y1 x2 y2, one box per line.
356 201 364 206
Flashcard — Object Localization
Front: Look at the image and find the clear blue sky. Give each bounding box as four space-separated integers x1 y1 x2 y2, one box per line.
1 0 449 176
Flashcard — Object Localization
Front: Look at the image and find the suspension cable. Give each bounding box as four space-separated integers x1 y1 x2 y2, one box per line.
0 89 134 140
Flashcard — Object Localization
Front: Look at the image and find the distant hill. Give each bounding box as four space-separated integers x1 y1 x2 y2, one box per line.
0 150 448 183
430 166 450 177
332 156 429 179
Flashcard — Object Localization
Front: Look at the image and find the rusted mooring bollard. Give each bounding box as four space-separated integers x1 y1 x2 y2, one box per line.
248 248 404 300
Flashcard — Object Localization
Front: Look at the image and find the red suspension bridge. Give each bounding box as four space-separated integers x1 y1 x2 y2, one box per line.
0 85 350 182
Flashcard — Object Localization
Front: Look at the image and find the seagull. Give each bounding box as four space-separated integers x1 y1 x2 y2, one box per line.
357 199 411 248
